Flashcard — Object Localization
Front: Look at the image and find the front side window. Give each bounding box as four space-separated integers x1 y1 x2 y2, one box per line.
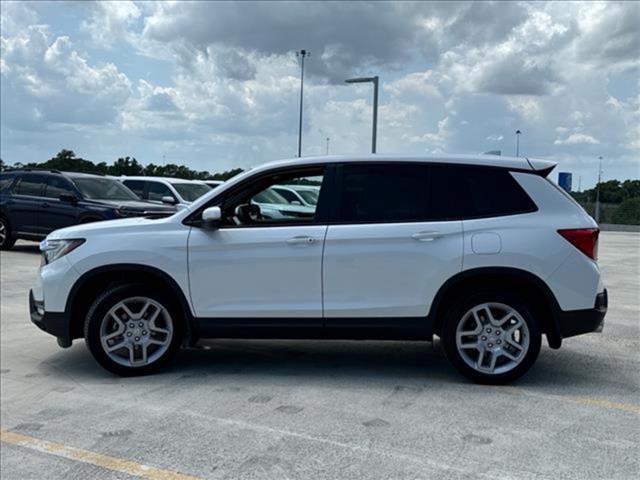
220 167 325 227
45 176 76 199
147 182 174 202
14 174 46 197
122 180 145 198
73 177 140 201
171 183 211 202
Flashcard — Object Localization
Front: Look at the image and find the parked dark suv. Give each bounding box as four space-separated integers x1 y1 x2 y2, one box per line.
0 169 175 250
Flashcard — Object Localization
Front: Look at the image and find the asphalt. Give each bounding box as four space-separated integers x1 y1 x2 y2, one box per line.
1 233 638 479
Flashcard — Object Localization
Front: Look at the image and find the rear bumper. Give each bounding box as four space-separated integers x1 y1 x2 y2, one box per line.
557 289 607 338
29 290 71 343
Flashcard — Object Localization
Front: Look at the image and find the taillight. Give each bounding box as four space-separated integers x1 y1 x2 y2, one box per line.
557 228 599 260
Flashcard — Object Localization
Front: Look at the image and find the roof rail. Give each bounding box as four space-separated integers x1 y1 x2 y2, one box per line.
3 168 61 174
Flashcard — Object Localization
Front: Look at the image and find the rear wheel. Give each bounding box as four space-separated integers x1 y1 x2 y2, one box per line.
0 217 16 250
84 284 182 376
441 291 541 384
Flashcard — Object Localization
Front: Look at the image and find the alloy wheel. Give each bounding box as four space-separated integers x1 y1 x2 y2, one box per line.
99 296 174 367
455 302 530 375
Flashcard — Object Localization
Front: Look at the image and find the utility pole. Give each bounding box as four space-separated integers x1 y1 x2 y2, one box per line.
515 130 522 157
345 76 379 153
595 156 603 223
296 49 309 157
326 137 330 155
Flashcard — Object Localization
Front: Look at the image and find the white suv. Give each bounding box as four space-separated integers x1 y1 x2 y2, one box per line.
120 177 211 208
30 155 607 383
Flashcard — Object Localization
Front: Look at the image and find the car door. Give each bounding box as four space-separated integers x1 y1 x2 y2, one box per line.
10 173 48 235
147 181 177 205
187 166 328 320
322 163 464 323
40 175 81 232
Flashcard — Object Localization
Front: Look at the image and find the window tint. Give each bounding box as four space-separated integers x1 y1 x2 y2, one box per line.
0 173 16 191
338 164 429 223
147 182 174 202
14 174 46 197
336 163 537 223
45 176 76 199
449 166 537 218
273 188 300 204
171 182 211 202
122 180 145 198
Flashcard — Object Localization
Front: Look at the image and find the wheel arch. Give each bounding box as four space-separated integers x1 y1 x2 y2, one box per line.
66 264 195 343
429 267 562 349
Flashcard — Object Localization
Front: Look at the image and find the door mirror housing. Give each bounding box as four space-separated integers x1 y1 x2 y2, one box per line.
161 196 177 205
202 206 222 228
59 193 78 204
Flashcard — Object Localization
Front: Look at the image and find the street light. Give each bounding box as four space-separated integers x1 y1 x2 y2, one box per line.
595 156 603 223
296 49 309 157
515 130 522 156
345 76 379 154
326 137 330 155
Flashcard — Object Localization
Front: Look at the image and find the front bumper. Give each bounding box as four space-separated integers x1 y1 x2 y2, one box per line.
29 290 71 343
557 289 607 338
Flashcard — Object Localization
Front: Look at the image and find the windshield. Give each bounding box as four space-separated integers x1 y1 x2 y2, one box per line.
253 188 289 204
297 189 319 205
73 177 140 201
171 182 211 202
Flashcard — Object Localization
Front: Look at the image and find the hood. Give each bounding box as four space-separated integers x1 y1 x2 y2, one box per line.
47 216 164 240
89 199 175 212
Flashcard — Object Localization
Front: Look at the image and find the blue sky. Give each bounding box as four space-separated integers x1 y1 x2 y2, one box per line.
1 1 638 187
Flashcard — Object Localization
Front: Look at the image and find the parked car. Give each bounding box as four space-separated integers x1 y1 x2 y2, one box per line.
120 177 211 208
252 188 316 219
203 180 224 189
272 185 320 207
30 154 606 383
0 169 175 250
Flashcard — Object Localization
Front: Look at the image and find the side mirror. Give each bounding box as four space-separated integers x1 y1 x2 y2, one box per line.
202 206 222 228
161 196 177 205
59 194 78 204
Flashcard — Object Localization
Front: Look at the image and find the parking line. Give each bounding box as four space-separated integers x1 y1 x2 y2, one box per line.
507 389 640 415
0 429 202 480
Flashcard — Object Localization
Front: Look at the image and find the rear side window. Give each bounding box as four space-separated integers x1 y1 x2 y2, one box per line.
338 164 428 223
14 174 46 197
336 163 537 223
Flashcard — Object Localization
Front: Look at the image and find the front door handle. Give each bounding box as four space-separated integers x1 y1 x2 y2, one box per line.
411 231 443 242
286 235 316 245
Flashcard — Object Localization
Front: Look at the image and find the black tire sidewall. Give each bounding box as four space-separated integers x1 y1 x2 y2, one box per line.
441 290 542 384
0 217 15 250
84 284 183 376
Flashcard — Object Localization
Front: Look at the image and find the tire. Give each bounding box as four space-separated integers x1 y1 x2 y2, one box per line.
0 216 16 250
84 283 183 376
441 289 541 384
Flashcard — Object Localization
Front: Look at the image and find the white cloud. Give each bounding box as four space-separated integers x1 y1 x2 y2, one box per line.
554 133 600 145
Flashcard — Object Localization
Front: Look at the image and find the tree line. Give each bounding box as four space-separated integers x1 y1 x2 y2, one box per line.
0 150 244 181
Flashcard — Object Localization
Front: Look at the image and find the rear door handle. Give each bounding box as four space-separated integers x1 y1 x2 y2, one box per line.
411 231 443 242
286 235 316 245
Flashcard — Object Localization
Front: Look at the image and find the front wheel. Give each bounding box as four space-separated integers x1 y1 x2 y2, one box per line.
84 284 182 376
441 291 541 384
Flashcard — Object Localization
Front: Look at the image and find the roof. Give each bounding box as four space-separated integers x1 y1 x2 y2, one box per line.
121 176 203 184
251 154 556 174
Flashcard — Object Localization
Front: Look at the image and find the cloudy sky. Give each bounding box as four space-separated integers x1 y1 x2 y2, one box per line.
1 1 638 187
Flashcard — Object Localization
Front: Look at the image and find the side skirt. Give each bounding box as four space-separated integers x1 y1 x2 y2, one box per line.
193 317 433 341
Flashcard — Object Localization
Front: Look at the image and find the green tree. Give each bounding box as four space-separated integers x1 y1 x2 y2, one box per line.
612 197 640 225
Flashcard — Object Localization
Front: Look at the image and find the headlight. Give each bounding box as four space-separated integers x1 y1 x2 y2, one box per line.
39 239 85 265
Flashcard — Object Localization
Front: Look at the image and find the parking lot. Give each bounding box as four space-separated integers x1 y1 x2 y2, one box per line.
0 232 638 479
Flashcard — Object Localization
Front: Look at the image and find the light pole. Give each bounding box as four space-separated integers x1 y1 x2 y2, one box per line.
296 49 309 157
515 130 522 156
595 156 603 223
345 76 379 154
326 137 330 155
